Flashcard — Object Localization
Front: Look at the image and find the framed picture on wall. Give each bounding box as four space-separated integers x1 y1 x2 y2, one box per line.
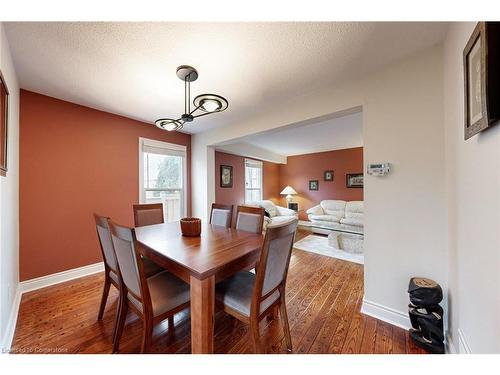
309 180 319 191
220 165 233 188
463 22 488 139
346 173 363 188
463 22 500 139
0 69 9 177
324 170 334 181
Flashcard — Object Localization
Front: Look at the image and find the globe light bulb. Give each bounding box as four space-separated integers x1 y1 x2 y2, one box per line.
201 99 221 112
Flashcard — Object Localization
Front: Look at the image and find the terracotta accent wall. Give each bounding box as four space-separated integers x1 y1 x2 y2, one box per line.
263 161 280 203
214 151 280 222
278 147 363 220
215 152 246 209
19 90 191 281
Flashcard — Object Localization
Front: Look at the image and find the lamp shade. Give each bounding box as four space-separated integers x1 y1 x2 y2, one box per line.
280 186 297 195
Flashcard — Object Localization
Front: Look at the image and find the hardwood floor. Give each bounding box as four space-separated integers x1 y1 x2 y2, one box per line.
11 229 427 354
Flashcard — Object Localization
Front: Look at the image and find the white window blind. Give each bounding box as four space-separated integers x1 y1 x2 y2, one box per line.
139 138 187 222
245 158 263 203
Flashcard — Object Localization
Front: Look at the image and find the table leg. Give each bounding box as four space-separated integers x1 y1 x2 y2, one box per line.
190 275 215 354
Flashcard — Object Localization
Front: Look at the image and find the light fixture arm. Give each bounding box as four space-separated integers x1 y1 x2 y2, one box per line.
191 109 222 119
184 75 191 115
155 65 228 132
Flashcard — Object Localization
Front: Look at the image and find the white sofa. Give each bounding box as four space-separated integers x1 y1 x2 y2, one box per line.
306 200 364 235
246 200 298 230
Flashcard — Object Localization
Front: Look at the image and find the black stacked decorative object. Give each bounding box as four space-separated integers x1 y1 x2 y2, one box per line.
407 277 445 354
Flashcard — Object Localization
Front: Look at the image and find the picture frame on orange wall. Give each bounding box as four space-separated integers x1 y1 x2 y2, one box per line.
324 170 334 181
220 165 233 188
309 180 319 191
346 173 363 188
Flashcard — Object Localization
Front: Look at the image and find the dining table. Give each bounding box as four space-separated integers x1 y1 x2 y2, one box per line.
135 221 264 354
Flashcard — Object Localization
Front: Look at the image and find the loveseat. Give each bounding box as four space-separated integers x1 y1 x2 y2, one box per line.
306 200 364 235
246 200 298 230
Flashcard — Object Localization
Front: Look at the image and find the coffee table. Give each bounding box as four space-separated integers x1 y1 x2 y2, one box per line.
310 224 364 254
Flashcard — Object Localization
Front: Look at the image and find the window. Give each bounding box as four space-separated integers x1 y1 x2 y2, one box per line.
245 158 263 203
139 138 187 222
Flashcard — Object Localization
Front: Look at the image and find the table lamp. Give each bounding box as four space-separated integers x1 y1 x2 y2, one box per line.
280 185 297 204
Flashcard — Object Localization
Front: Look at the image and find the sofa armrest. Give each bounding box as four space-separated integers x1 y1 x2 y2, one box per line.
306 205 323 215
275 206 298 217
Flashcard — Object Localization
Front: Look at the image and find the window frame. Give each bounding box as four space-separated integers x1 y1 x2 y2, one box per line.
138 137 187 219
244 158 263 203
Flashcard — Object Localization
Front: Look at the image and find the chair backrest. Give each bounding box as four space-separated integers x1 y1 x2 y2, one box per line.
108 220 145 303
133 203 164 227
210 203 233 228
235 205 265 233
252 219 298 314
94 213 118 273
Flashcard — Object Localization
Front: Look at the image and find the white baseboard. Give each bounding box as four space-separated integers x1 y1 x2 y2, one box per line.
457 328 471 354
19 262 104 294
1 262 104 353
361 298 411 330
446 332 456 354
1 285 21 353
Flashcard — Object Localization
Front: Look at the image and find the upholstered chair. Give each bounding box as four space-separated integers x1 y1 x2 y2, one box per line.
235 205 265 233
215 219 298 353
133 203 164 227
94 214 165 345
209 203 234 228
108 220 191 353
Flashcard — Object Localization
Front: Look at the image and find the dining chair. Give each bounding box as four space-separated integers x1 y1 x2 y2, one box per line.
133 203 164 227
235 205 265 233
94 214 165 342
209 203 234 228
108 220 190 353
215 219 298 353
94 214 121 339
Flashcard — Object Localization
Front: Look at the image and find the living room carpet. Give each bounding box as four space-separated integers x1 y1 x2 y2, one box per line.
294 234 364 265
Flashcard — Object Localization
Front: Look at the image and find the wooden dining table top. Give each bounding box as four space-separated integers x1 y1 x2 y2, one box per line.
135 221 264 280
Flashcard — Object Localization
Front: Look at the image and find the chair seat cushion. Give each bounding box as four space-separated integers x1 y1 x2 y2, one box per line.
215 271 280 317
309 214 341 223
129 271 190 317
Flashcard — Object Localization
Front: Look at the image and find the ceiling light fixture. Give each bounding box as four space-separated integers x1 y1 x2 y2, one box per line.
155 65 228 132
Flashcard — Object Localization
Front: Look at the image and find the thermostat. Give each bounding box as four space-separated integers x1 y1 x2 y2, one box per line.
367 163 390 176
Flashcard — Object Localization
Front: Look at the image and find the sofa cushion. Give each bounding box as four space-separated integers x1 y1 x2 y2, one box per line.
345 201 364 221
268 216 296 226
340 218 364 227
306 205 324 215
320 200 346 217
309 214 341 223
255 200 278 217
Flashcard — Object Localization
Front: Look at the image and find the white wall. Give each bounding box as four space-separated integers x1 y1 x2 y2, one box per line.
215 143 287 164
0 22 20 350
444 23 500 353
193 45 447 325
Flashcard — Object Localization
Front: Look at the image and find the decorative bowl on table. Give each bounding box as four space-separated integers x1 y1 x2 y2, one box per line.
180 217 202 237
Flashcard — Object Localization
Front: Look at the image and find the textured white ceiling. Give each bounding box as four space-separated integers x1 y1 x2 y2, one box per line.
5 22 448 133
240 111 363 156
